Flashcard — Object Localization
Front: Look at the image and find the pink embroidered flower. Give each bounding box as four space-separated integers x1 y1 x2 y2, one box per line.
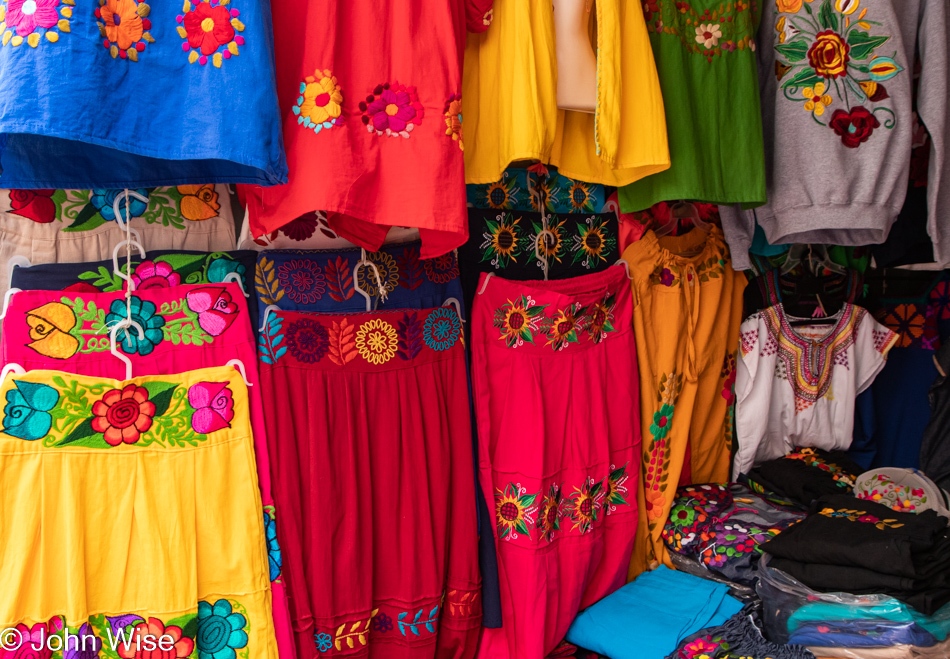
683 637 720 656
6 0 60 36
1 622 54 659
185 286 239 337
132 261 181 290
359 82 425 138
188 381 234 434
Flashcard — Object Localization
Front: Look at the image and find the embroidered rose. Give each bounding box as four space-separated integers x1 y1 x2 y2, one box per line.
1 380 58 441
829 106 880 148
117 619 193 659
294 69 344 133
183 1 233 55
360 81 425 138
132 261 181 290
0 622 54 659
694 23 721 49
91 384 155 446
188 381 234 434
802 82 832 117
6 0 60 36
185 286 239 337
8 189 55 223
808 31 850 79
177 184 220 221
26 301 80 359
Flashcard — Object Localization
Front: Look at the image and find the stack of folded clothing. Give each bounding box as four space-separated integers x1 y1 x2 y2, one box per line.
666 604 815 659
787 599 950 648
663 483 805 585
744 448 865 508
565 566 743 659
761 494 950 615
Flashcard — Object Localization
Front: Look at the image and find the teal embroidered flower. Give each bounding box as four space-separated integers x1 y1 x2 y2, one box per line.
197 600 248 659
650 403 675 440
90 189 149 222
1 380 59 441
264 509 282 582
314 632 332 652
105 297 165 356
207 257 246 284
422 308 461 351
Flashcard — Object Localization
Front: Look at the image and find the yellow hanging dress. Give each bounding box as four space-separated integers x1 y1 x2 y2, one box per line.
463 0 670 186
622 227 746 578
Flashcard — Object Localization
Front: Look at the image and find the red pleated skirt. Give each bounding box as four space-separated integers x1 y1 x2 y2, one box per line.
258 307 481 659
471 266 641 659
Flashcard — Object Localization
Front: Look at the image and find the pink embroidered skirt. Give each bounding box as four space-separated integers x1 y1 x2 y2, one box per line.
0 283 295 659
471 266 641 659
257 308 482 658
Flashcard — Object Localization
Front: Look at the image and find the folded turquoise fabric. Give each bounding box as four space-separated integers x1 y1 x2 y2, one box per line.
566 566 742 659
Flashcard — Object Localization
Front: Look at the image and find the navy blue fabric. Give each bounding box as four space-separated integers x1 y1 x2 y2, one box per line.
789 621 937 648
0 0 286 186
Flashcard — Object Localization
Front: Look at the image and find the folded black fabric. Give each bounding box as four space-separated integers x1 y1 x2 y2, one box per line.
745 448 865 508
760 494 949 579
769 556 950 615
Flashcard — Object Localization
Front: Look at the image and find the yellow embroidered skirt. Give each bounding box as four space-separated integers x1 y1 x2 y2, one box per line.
0 366 277 659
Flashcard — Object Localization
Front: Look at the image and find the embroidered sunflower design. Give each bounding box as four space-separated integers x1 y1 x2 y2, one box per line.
479 212 522 268
583 292 617 344
355 318 398 365
528 217 567 267
603 463 630 513
537 483 564 542
544 302 586 352
569 477 604 535
572 218 616 267
482 177 522 210
495 482 539 540
568 181 594 212
493 295 548 348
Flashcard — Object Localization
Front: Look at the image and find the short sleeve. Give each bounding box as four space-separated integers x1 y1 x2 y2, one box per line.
854 309 899 395
466 0 494 33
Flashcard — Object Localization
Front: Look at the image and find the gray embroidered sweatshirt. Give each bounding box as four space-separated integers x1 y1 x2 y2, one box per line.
720 0 949 270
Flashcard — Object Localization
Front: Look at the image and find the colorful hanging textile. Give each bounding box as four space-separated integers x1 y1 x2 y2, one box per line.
0 283 295 659
472 266 640 658
239 210 420 251
241 0 493 258
463 0 669 187
466 166 609 214
621 226 745 577
0 3 286 187
0 367 279 659
258 307 482 658
10 250 259 336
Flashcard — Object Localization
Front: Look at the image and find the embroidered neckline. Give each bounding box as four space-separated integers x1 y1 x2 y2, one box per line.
647 227 728 289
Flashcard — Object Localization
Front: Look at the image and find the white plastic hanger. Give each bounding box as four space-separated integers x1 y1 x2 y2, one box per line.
111 190 149 228
225 359 253 387
477 272 494 295
352 248 386 312
614 259 634 280
258 304 282 333
110 319 145 380
0 363 25 387
535 223 556 281
0 288 20 321
112 229 147 291
6 255 30 284
442 297 465 323
222 272 249 297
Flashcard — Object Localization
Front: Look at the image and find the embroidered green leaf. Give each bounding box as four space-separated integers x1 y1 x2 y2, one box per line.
803 1 813 14
142 188 186 230
63 203 106 233
143 382 179 417
55 417 99 446
781 67 823 89
76 266 124 292
165 613 198 639
846 31 888 60
775 41 809 63
817 0 837 31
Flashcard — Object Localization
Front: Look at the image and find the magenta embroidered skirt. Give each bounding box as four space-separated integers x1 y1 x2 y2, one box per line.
0 283 295 659
257 308 482 659
471 266 641 659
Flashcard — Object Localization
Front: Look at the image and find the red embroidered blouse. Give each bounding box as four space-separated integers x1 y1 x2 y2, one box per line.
241 0 493 258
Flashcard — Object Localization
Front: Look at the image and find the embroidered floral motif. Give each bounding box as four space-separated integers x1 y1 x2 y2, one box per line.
278 259 326 304
537 483 564 542
422 308 461 352
480 212 523 268
644 372 683 527
263 506 282 582
1 375 235 449
92 188 149 222
177 0 245 68
133 261 182 290
178 184 221 221
604 463 630 514
119 617 196 659
584 292 617 344
495 482 539 540
314 632 332 653
355 318 398 365
96 0 152 61
293 69 344 134
356 251 399 298
26 301 80 359
285 317 330 364
443 93 463 150
106 297 166 356
477 175 525 210
196 599 249 659
493 295 548 348
877 303 939 350
567 181 596 212
774 0 901 147
642 0 758 62
360 82 424 138
857 473 929 513
819 507 905 530
422 254 459 284
784 447 857 488
572 217 616 267
526 216 568 267
371 613 392 633
6 189 55 223
185 286 239 337
544 302 586 351
0 0 71 48
721 351 737 403
568 477 604 535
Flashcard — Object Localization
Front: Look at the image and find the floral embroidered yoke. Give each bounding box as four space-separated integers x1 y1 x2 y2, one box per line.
0 367 279 659
258 308 482 658
734 303 898 475
471 267 640 659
